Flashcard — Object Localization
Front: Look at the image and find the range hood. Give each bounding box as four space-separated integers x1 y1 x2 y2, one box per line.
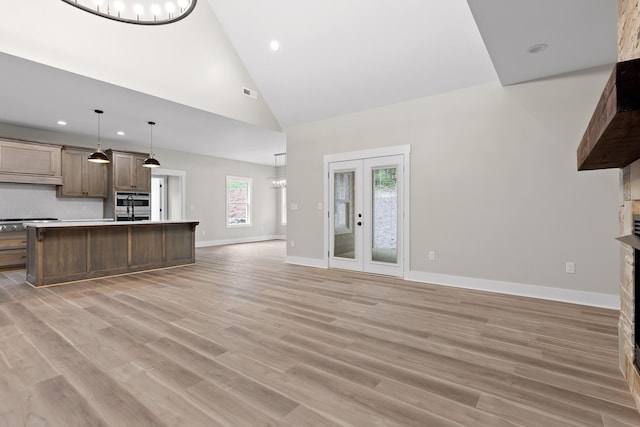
577 58 640 171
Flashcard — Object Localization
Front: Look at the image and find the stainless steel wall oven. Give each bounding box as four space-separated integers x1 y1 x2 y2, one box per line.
115 192 151 221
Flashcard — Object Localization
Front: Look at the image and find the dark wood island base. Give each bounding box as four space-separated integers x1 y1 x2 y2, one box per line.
26 220 199 287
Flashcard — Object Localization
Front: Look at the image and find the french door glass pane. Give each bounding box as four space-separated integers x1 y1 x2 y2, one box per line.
371 167 398 263
334 171 355 259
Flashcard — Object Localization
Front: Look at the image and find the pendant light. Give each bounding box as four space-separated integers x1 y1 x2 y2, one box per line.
142 121 161 168
88 109 110 164
267 152 286 188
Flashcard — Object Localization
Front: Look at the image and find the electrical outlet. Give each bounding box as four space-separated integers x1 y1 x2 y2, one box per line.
317 202 323 210
201 230 206 236
428 251 436 261
291 203 298 211
290 240 295 248
565 262 575 274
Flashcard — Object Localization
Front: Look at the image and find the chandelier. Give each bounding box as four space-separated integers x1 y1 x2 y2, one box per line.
267 153 287 189
60 0 197 25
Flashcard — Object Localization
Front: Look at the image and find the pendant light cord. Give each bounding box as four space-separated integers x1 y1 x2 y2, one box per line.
95 109 103 148
148 121 156 156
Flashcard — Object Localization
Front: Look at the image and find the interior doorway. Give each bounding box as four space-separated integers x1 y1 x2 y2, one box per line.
151 176 167 221
324 146 410 277
151 168 186 221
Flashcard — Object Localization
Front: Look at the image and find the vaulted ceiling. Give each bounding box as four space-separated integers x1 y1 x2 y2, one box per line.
0 0 617 164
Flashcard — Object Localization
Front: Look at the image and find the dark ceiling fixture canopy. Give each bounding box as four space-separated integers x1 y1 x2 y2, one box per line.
142 121 160 168
59 0 197 25
88 109 110 164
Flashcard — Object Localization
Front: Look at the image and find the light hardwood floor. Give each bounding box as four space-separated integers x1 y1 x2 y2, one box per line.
0 240 639 426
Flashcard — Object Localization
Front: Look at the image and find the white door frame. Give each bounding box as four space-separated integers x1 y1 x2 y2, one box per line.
323 145 411 277
151 168 187 219
151 175 168 221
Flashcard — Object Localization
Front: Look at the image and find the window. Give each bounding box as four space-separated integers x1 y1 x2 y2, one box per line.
281 188 287 225
334 171 354 234
226 176 251 226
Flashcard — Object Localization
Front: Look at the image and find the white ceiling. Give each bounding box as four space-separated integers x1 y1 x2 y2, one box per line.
467 0 617 86
0 51 285 165
208 0 498 128
0 0 618 164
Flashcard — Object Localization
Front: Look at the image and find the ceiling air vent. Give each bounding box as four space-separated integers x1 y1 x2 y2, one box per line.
242 87 258 100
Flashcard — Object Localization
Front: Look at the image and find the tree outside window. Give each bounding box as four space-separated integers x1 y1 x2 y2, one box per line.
227 176 251 226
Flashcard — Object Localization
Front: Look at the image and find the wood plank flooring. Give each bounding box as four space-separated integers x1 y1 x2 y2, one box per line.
0 240 639 426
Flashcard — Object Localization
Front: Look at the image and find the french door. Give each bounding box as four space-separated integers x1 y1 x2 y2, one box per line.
329 155 403 276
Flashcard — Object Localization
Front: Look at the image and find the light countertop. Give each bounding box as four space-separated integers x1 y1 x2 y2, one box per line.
24 220 199 228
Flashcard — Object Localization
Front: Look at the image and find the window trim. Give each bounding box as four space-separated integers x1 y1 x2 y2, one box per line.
226 175 252 228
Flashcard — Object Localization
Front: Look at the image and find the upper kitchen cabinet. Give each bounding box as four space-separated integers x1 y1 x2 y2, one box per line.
108 150 151 192
57 147 108 198
0 138 62 185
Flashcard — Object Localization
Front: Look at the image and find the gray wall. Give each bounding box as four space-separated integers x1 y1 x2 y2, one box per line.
286 66 620 296
0 123 278 244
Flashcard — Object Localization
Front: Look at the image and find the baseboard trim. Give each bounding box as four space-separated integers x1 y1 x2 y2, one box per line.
196 236 283 248
406 270 619 310
199 244 619 309
285 256 328 269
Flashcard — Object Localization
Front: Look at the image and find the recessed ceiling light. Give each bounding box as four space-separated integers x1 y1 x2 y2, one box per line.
270 40 280 52
57 120 67 126
117 131 125 136
527 43 548 54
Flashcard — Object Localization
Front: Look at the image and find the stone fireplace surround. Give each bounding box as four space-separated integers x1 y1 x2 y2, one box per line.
575 0 640 413
619 164 640 412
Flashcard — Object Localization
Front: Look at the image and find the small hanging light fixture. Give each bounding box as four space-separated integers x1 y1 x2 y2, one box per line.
142 121 161 168
267 152 286 188
88 109 110 164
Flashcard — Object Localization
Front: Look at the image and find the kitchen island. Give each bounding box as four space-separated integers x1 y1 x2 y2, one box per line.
25 220 199 287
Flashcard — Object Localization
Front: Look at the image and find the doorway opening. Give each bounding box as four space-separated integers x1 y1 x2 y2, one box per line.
151 168 186 221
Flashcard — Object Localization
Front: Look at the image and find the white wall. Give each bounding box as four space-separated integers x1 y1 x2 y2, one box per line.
286 66 620 299
0 1 279 131
275 165 287 237
0 182 103 220
167 176 183 221
276 187 287 238
0 123 278 245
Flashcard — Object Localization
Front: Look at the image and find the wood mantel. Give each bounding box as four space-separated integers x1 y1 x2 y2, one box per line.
577 58 640 170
